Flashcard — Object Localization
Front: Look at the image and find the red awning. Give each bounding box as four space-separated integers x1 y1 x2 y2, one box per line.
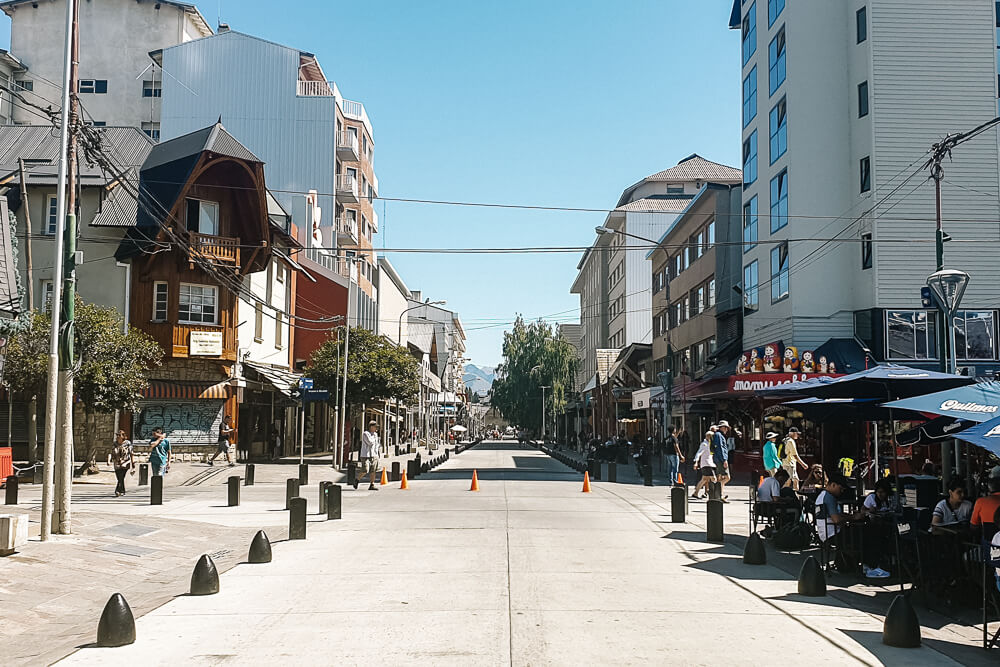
141 380 229 400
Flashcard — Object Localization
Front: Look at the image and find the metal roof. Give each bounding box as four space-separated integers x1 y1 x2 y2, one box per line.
0 125 153 185
142 122 260 171
90 171 140 228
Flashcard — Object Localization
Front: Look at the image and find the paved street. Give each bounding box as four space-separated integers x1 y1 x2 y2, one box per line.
22 441 980 666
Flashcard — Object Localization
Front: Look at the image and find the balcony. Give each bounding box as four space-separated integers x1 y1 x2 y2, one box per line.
296 80 335 97
143 322 236 361
337 216 359 244
336 173 358 203
305 247 352 280
336 130 359 161
188 232 239 265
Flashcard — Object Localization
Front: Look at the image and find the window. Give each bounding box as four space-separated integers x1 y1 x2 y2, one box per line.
178 284 218 324
41 280 54 312
708 278 716 307
743 261 759 311
770 242 789 302
955 311 997 360
45 195 58 235
860 156 871 193
768 97 787 163
653 309 667 337
769 169 789 232
743 130 758 185
768 27 786 96
671 253 682 279
742 3 757 65
254 302 263 341
142 80 162 98
152 282 168 321
275 311 284 349
706 220 715 248
743 196 758 251
858 81 869 118
185 198 219 235
14 79 33 92
688 231 704 264
666 185 685 195
743 67 758 127
768 0 784 27
886 310 938 360
856 7 867 44
141 122 160 140
861 232 873 270
78 79 108 94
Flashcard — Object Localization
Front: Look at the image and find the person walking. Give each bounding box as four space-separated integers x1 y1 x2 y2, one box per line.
271 421 283 461
357 420 382 491
664 425 684 485
713 421 732 501
691 430 717 499
108 430 135 497
210 415 236 467
762 431 781 477
780 427 808 490
148 427 172 477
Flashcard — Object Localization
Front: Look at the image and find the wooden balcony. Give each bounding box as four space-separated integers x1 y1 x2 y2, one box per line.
188 232 239 265
143 322 236 361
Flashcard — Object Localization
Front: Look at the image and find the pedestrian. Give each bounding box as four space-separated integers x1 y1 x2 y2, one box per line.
762 431 781 477
357 420 382 491
148 427 172 477
210 415 236 467
271 421 283 461
108 430 135 497
780 427 807 490
691 430 717 499
713 420 732 502
664 425 684 485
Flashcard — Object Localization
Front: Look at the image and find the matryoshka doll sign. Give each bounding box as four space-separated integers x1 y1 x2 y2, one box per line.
761 342 783 373
783 346 800 372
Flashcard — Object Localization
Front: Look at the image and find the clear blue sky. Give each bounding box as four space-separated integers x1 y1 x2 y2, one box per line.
0 0 741 368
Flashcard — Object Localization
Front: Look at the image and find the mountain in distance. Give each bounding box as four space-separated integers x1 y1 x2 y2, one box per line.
464 364 495 395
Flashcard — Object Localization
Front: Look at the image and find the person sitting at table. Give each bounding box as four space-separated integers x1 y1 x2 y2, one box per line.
931 479 973 534
863 479 899 515
971 466 1000 533
816 473 855 544
802 463 828 490
758 468 789 502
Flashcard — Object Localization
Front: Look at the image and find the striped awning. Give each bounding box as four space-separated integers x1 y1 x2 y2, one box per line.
141 380 230 400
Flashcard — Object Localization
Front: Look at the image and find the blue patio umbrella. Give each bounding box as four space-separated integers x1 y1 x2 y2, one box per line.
802 364 974 400
952 416 1000 458
782 397 924 422
882 381 1000 423
896 416 978 446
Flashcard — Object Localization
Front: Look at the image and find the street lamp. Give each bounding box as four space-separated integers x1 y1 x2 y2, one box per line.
396 300 445 449
927 269 970 375
595 225 660 245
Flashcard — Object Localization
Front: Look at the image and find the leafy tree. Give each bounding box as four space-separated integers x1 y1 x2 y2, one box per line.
3 311 49 461
490 316 577 433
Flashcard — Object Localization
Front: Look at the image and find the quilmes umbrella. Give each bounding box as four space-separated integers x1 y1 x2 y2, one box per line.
896 416 978 446
806 363 974 400
952 416 1000 458
882 381 1000 423
782 397 923 422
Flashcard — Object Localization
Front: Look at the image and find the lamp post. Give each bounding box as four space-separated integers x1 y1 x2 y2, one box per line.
397 299 445 450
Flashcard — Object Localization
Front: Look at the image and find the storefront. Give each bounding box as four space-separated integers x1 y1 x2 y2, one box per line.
133 380 232 451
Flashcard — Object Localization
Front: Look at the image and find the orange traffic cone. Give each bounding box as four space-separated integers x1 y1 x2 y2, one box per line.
380 468 388 486
676 472 684 485
470 470 480 491
400 471 408 490
582 471 591 493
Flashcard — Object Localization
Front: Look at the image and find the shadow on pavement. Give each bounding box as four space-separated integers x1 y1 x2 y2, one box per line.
684 554 796 581
839 628 992 666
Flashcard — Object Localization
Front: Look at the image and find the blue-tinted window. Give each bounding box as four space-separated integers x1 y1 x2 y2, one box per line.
858 81 869 117
742 3 757 65
768 97 786 163
857 7 868 43
770 169 788 232
768 27 786 96
770 243 789 302
743 196 758 252
743 261 759 311
743 67 758 127
743 131 758 186
768 0 784 27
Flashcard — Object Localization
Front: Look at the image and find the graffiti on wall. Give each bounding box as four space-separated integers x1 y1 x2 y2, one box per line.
136 400 224 445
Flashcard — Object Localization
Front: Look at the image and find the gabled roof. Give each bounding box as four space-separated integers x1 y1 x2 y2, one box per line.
614 197 692 213
142 121 260 171
617 154 741 207
0 198 19 318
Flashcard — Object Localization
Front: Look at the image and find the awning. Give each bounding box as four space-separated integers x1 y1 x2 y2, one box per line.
243 361 301 399
582 374 598 394
897 416 977 446
141 380 229 399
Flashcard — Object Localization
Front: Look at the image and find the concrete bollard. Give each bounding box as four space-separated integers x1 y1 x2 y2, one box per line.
289 497 307 539
406 459 417 481
285 478 299 510
347 462 357 487
227 476 240 507
5 475 17 505
743 531 767 565
607 462 617 483
138 463 148 486
244 463 255 486
327 483 342 520
248 529 272 563
643 465 653 487
414 454 422 477
190 554 220 595
298 463 309 486
797 556 826 597
670 485 687 523
33 463 42 485
882 594 921 647
391 461 400 482
150 475 163 505
706 498 724 543
318 481 330 514
96 593 136 647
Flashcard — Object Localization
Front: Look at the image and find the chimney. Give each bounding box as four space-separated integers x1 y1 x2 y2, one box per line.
410 290 422 303
218 23 231 33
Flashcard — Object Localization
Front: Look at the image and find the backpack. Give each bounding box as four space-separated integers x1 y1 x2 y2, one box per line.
773 521 812 551
777 439 787 460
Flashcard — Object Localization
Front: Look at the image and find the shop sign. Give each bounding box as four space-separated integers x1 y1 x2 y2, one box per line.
728 372 839 393
737 340 840 375
189 331 223 356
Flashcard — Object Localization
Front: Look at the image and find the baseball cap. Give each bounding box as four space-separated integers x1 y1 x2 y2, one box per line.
766 431 779 439
368 420 378 427
788 427 801 434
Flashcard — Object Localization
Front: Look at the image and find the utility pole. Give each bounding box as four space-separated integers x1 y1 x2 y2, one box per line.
539 385 549 438
41 0 76 541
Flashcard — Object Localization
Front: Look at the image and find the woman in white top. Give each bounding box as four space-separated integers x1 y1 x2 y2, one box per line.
931 479 973 533
690 431 717 500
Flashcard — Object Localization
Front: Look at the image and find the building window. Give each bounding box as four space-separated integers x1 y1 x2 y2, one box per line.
769 169 789 232
254 302 263 341
708 278 716 307
141 122 160 140
860 156 871 193
743 197 758 252
178 284 218 324
667 185 685 195
743 261 759 311
768 97 787 163
14 79 33 92
41 280 53 312
742 2 757 66
45 195 58 235
185 198 219 235
768 27 786 96
886 310 938 360
706 220 715 249
78 79 108 94
743 130 758 186
689 230 705 264
858 81 869 118
768 0 785 27
275 311 284 349
861 232 873 270
142 80 162 97
954 311 997 360
743 67 758 128
856 6 868 44
770 242 789 302
152 282 168 321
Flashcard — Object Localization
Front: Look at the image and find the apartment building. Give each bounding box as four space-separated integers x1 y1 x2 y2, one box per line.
731 0 1000 376
1 0 212 135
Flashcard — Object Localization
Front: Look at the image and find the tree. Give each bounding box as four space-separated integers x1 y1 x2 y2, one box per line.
3 311 49 461
490 316 577 433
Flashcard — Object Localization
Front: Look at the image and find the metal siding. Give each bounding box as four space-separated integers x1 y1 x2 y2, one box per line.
624 212 679 345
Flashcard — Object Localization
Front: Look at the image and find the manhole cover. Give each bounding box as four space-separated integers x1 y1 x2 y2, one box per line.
101 523 159 538
100 543 158 557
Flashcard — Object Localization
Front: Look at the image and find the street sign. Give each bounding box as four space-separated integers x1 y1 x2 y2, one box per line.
302 389 329 402
299 378 314 389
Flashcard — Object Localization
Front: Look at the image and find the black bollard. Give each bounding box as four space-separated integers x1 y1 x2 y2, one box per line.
607 462 617 483
138 463 148 486
421 462 429 473
414 454 422 477
150 475 163 505
797 556 826 597
882 594 921 648
5 475 17 505
318 481 330 514
743 531 767 565
248 529 272 563
298 463 309 486
285 478 299 510
395 445 400 456
347 462 357 486
643 465 653 487
227 476 240 507
590 459 601 481
391 461 400 482
244 463 255 486
670 485 687 523
708 480 722 500
706 498 724 543
289 497 307 539
327 483 342 520
96 593 136 647
406 459 417 481
190 554 220 595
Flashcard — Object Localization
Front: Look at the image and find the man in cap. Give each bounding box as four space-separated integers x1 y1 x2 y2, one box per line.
713 421 732 501
358 420 382 491
971 465 1000 530
815 472 855 544
763 431 781 477
780 426 808 490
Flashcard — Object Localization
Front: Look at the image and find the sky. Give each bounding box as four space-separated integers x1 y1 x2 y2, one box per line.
0 0 741 367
